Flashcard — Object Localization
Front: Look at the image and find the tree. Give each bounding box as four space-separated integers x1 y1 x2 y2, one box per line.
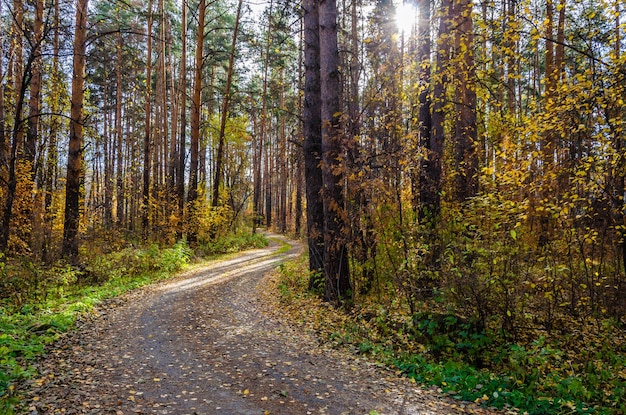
303 0 325 287
420 0 450 220
213 0 244 207
187 0 206 243
142 0 154 237
415 0 432 214
62 0 89 260
319 0 351 304
177 0 188 236
452 0 478 201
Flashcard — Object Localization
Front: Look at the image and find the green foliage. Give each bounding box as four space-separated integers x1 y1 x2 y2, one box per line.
396 334 625 415
275 255 309 302
195 232 268 257
276 250 626 415
0 239 194 410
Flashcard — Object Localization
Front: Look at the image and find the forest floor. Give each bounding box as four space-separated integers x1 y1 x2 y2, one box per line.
15 235 515 415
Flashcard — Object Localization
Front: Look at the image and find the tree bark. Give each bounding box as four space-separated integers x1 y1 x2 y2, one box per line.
188 0 206 242
416 0 433 216
26 0 44 167
303 0 325 287
115 30 125 226
62 0 89 260
421 0 450 219
142 0 154 238
177 0 188 237
453 0 478 201
42 0 61 261
320 0 351 305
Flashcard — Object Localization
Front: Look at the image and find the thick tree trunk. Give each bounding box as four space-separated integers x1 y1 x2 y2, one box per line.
177 0 188 237
320 0 351 305
303 0 325 287
62 0 89 260
543 0 555 168
453 0 478 201
421 0 450 219
416 0 433 216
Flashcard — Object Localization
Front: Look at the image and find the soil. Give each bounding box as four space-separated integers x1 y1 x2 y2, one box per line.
16 235 517 415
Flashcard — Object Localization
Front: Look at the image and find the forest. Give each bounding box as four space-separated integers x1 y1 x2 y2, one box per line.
0 0 625 413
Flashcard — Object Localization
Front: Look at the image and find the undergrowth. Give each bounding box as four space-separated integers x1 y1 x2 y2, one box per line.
0 231 267 413
271 254 626 415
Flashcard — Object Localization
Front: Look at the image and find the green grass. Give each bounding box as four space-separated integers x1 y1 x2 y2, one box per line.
272 236 292 255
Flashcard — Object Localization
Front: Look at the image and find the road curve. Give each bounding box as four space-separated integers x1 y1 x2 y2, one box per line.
19 235 509 415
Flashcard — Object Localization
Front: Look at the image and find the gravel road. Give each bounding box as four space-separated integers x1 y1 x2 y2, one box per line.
17 235 512 415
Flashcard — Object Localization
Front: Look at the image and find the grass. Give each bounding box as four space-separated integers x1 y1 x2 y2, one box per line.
0 232 268 413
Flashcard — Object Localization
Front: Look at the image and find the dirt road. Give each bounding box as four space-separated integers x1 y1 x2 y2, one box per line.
18 236 507 415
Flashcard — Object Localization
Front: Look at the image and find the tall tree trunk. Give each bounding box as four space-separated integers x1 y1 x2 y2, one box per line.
213 0 243 207
26 0 43 166
177 0 188 236
43 0 61 261
279 68 287 233
252 105 262 232
416 0 433 216
142 0 154 238
303 0 325 287
103 69 113 227
264 127 273 228
453 0 478 201
24 0 44 250
295 15 304 236
543 0 555 167
188 0 206 242
320 0 351 305
62 0 89 260
156 0 168 226
260 0 274 229
115 30 124 226
421 0 450 219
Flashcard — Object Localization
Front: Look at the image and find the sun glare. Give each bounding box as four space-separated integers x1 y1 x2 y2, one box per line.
395 2 418 34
